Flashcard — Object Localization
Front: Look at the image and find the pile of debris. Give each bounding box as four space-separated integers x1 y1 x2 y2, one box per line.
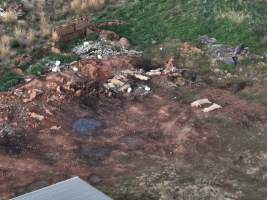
103 58 198 95
72 40 142 59
199 35 249 64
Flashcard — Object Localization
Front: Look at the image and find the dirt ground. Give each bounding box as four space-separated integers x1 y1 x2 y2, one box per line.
1 55 267 200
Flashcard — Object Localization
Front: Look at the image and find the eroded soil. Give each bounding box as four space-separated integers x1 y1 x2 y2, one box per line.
0 55 267 200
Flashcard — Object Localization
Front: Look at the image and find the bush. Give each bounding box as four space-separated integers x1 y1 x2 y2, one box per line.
39 13 51 37
0 35 14 59
0 73 23 91
26 64 43 76
14 26 36 47
1 10 17 23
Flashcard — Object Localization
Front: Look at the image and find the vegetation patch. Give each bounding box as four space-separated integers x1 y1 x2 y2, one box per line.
96 0 267 54
0 73 23 91
47 52 79 63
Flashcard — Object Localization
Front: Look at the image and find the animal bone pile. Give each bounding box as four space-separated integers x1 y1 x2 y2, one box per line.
103 69 152 95
72 41 141 59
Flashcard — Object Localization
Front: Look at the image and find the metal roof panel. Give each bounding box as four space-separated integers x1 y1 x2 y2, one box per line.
11 177 112 200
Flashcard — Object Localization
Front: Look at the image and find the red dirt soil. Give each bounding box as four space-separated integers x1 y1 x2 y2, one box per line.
1 55 267 199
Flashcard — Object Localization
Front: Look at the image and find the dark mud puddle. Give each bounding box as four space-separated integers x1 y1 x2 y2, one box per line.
72 118 103 136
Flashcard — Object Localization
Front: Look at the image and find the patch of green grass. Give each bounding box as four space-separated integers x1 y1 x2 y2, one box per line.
26 64 43 76
0 73 23 91
96 0 267 54
47 52 79 63
220 63 237 72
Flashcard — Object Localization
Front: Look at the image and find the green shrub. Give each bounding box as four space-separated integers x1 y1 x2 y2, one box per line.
26 64 43 75
47 52 79 63
0 73 23 91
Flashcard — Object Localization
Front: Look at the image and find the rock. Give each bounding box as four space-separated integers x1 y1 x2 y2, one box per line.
72 40 141 59
234 44 245 55
99 30 120 41
88 175 101 184
75 89 82 97
51 46 61 54
199 35 217 45
0 123 15 138
23 89 43 103
118 37 130 49
12 68 24 76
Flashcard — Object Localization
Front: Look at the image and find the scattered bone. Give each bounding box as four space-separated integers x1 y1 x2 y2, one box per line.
72 67 79 72
144 86 151 91
146 68 162 76
51 60 61 72
127 87 132 93
119 83 131 92
30 112 44 121
203 103 222 113
110 79 125 87
50 126 61 130
191 98 212 108
134 74 150 81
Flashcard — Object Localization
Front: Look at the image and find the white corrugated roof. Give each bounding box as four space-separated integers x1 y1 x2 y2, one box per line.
11 177 112 200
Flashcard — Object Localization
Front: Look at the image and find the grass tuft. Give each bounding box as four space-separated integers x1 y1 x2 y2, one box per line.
71 0 106 12
0 35 14 59
1 10 17 23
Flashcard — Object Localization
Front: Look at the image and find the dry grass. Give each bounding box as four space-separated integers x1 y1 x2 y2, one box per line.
71 0 106 12
40 13 51 37
0 35 14 59
217 10 251 24
14 26 35 46
21 0 35 10
1 10 17 23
